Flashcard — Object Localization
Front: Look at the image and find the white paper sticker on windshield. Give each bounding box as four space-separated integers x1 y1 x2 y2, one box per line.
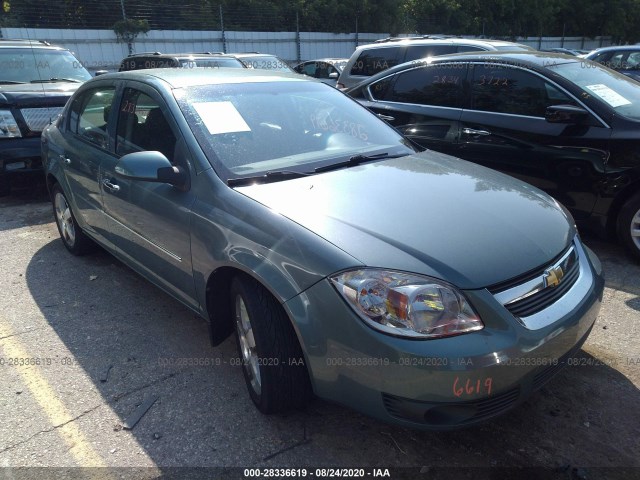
585 84 631 107
193 101 251 135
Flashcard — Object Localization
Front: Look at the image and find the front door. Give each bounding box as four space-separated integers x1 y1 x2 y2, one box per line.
100 83 198 309
458 63 611 221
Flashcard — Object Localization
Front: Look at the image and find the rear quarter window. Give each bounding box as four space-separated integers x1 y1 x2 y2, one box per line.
350 47 403 76
404 44 457 62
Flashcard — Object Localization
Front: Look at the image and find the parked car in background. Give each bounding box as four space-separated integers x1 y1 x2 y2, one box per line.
225 52 295 72
42 68 603 429
336 36 534 89
346 52 640 260
118 52 246 71
585 46 640 82
294 58 348 86
0 38 91 196
541 47 581 56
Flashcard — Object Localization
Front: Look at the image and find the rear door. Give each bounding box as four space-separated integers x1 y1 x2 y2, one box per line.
358 62 468 157
458 62 611 221
100 82 199 308
60 82 118 244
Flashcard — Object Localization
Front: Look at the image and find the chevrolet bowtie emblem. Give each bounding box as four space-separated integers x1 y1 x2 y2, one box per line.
543 266 564 288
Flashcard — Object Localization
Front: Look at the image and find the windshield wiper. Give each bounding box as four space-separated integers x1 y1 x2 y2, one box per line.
314 152 408 173
228 170 313 187
31 78 81 83
0 80 27 84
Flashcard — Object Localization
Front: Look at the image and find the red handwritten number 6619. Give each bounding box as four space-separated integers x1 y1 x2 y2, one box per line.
453 376 493 397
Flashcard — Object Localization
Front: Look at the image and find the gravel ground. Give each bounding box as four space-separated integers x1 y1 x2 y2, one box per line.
0 185 638 480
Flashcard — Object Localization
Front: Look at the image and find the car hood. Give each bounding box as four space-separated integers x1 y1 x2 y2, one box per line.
235 151 575 289
0 83 79 107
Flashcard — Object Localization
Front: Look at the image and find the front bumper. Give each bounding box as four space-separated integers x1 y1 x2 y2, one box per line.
0 137 43 177
285 242 604 430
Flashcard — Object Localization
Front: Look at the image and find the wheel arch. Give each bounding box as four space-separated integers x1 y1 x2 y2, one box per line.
606 180 640 237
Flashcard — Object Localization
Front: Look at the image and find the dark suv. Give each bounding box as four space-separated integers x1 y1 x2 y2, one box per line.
118 52 246 72
0 39 90 195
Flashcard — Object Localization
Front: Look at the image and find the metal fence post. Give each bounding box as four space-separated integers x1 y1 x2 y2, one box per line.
220 5 226 53
355 15 359 49
296 10 301 63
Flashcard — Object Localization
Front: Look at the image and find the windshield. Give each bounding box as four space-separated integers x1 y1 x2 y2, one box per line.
240 56 294 72
177 81 415 181
494 45 535 51
332 61 348 71
0 48 91 83
548 60 640 120
179 58 245 69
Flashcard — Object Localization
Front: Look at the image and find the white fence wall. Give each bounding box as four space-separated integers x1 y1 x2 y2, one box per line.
1 27 388 72
0 27 613 73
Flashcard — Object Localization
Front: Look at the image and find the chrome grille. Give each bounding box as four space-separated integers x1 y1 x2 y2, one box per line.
20 107 63 132
490 243 580 318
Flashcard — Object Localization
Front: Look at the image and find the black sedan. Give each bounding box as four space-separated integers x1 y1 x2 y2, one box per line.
585 46 640 82
346 52 640 260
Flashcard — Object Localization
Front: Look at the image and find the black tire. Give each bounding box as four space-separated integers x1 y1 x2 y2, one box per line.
617 192 640 262
51 183 94 255
230 275 312 413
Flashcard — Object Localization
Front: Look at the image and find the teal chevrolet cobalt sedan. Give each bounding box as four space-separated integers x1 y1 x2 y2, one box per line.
41 69 604 429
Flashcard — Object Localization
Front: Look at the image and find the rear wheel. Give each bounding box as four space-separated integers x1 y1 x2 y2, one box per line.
617 192 640 262
230 275 311 413
52 184 94 255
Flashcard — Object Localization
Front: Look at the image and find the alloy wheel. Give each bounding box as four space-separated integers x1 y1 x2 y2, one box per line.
235 294 262 395
54 192 76 246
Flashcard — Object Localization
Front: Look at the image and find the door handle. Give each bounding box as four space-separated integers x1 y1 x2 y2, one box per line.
102 179 120 193
463 128 491 136
59 154 71 165
377 113 395 122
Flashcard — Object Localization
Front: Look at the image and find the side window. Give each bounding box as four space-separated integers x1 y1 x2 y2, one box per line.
298 62 315 76
116 88 177 162
350 47 401 76
70 87 115 149
404 44 456 62
380 64 466 108
626 52 640 68
457 45 486 53
369 77 393 100
608 52 625 69
470 65 575 117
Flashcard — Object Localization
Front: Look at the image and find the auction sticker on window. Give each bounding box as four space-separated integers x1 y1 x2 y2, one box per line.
193 101 251 135
585 84 632 107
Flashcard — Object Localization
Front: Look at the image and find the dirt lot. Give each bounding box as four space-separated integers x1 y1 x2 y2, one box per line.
0 185 639 480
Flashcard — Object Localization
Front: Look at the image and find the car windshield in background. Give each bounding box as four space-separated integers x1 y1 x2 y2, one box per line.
240 56 293 72
549 61 640 120
332 60 348 71
179 58 244 69
494 45 535 51
177 81 415 180
0 49 91 83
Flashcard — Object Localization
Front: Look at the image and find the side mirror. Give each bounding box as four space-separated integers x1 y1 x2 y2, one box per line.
545 104 589 124
94 70 109 77
115 151 187 188
329 71 339 79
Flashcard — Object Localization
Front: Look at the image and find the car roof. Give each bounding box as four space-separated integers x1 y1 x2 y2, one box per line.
350 52 581 88
355 37 531 50
91 68 307 88
589 45 640 53
0 39 65 50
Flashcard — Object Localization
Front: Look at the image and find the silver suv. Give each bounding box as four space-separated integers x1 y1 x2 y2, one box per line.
337 36 534 89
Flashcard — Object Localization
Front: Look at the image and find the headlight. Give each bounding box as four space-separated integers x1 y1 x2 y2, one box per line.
330 269 483 339
0 110 21 138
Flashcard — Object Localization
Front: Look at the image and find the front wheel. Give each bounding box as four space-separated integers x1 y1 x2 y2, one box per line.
617 192 640 262
51 184 94 255
230 275 311 413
